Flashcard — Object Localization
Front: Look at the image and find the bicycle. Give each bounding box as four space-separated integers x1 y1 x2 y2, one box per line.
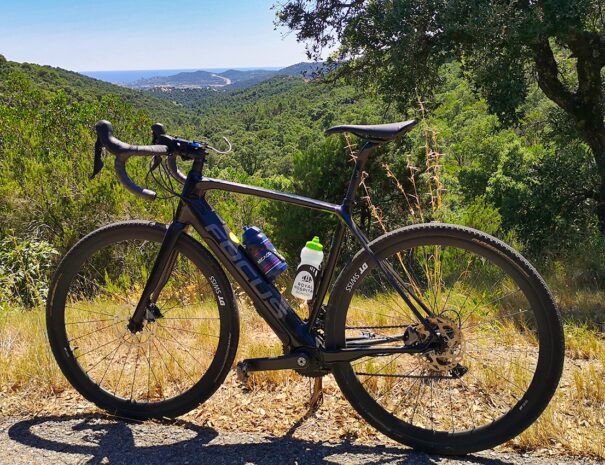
46 119 565 455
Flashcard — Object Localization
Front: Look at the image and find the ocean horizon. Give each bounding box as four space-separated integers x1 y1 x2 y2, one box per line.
81 67 282 84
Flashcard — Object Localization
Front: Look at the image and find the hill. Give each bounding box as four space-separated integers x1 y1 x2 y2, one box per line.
128 62 324 91
131 70 229 88
0 55 196 126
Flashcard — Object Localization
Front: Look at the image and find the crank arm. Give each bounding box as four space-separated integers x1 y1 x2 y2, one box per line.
239 352 311 372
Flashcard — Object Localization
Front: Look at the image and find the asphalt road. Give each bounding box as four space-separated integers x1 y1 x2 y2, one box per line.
0 415 600 465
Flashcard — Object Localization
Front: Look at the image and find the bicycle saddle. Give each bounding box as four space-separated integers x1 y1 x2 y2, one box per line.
325 120 417 143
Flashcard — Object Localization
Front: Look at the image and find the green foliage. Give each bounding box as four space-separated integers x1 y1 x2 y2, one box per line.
457 196 502 237
2 52 605 313
277 0 605 233
276 0 601 121
0 233 58 309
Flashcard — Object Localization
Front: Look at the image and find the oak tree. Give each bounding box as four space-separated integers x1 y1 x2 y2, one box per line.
276 0 605 230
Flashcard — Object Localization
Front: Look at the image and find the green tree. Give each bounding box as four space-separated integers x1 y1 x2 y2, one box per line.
276 0 605 230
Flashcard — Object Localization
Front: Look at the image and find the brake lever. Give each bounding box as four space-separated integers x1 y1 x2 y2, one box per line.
206 136 232 155
149 154 163 172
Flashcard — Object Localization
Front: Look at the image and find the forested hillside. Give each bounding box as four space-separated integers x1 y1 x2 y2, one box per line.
0 55 197 127
129 62 322 90
1 54 603 330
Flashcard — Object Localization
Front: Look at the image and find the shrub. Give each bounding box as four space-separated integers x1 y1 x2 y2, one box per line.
0 233 59 309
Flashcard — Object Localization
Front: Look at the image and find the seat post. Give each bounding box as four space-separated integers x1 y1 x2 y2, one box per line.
342 141 379 211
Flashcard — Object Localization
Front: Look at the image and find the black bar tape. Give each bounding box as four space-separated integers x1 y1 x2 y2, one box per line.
95 120 168 200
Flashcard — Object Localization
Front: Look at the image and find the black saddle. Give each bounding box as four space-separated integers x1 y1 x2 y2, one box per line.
325 120 417 143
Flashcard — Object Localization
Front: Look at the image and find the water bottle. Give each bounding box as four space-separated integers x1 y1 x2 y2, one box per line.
242 226 288 281
291 236 324 300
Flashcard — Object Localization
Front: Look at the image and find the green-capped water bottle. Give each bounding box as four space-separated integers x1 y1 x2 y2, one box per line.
291 236 323 300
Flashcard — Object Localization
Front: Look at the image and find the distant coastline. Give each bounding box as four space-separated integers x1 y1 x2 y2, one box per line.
81 67 282 85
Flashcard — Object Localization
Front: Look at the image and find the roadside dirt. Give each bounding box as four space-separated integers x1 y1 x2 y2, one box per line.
2 414 601 465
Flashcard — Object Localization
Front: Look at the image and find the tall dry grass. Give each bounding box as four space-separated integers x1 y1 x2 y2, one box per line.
0 300 603 458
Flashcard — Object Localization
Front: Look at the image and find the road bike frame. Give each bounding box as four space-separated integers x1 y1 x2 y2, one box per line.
128 141 437 366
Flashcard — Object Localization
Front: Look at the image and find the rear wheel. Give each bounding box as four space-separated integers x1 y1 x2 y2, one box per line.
326 223 564 454
47 221 239 419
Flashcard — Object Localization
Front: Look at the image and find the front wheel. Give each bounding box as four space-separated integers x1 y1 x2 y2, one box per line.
46 221 239 419
325 223 564 455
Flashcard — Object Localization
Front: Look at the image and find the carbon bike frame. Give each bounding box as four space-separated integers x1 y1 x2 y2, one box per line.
129 142 436 363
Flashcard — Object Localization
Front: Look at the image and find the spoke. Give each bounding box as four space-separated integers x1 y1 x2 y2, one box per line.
161 317 220 321
97 337 129 385
157 324 219 339
429 378 435 432
464 366 507 415
154 323 207 365
146 337 152 401
410 372 429 426
77 271 134 307
458 377 478 430
66 305 119 318
86 336 129 376
150 337 180 389
464 352 524 398
375 272 415 318
354 372 450 379
357 354 405 387
440 255 475 314
130 335 142 401
374 363 423 407
349 306 408 323
160 298 215 316
464 345 536 374
461 277 513 326
152 331 196 384
113 342 134 396
465 345 537 355
393 369 425 420
144 335 164 402
74 333 126 360
462 307 530 332
68 320 125 343
448 378 455 433
66 318 117 325
154 324 216 357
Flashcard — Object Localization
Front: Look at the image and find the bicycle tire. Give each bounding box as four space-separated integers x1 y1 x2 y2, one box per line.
47 220 239 419
325 223 564 454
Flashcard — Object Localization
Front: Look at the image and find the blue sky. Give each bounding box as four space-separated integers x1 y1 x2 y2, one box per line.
0 0 309 71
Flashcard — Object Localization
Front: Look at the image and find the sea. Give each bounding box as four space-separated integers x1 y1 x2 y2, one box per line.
81 67 281 85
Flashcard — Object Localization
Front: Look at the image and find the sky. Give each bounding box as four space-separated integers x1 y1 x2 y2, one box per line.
0 0 309 71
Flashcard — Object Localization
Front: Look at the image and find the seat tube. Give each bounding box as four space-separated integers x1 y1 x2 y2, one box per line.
342 141 378 210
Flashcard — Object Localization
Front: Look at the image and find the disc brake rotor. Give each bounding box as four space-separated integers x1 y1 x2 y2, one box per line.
415 315 464 374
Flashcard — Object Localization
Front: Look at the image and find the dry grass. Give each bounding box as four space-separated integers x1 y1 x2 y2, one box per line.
0 296 604 459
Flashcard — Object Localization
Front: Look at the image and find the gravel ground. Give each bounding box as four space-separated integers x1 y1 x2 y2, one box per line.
0 415 601 465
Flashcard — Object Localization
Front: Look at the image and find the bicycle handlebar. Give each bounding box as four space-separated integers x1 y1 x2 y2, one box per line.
94 120 188 200
150 123 188 185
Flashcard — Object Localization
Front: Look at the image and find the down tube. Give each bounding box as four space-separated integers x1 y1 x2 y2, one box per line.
180 197 316 349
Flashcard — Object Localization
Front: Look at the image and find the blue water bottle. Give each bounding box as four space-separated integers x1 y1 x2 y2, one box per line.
242 226 288 281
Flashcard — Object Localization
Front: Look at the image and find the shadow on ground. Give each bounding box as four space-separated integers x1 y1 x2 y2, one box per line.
7 414 516 465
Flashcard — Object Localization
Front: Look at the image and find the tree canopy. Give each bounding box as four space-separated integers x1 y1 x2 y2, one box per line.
276 0 605 229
